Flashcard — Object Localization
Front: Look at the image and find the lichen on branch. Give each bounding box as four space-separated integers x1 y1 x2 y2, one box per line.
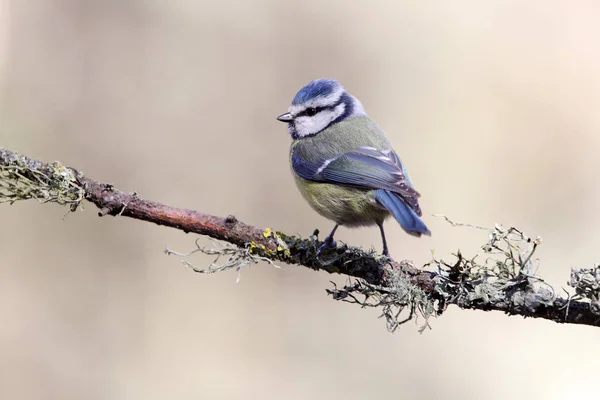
2 146 600 330
0 148 84 209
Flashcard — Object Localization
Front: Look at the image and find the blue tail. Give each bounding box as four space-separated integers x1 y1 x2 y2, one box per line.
374 189 431 237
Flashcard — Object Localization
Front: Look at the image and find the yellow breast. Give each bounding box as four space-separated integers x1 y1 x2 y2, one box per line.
294 175 389 227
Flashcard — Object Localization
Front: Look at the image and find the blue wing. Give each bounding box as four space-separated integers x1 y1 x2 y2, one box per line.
292 146 424 216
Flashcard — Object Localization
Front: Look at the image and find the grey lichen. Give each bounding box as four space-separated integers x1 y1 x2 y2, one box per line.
166 231 436 332
165 223 563 332
164 237 282 283
569 265 600 315
327 265 435 333
432 224 555 315
0 148 85 211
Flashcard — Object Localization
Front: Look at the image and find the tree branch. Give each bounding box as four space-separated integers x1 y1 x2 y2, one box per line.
2 146 599 330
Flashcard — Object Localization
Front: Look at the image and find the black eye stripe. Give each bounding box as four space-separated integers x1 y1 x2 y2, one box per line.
296 107 322 117
295 104 336 118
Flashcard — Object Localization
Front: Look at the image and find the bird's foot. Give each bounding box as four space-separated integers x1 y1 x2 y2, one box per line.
382 249 395 263
317 236 337 254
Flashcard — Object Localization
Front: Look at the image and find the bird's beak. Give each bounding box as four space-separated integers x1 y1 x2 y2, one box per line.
276 112 294 123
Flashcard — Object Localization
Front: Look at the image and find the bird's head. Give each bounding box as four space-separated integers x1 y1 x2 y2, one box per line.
277 78 366 139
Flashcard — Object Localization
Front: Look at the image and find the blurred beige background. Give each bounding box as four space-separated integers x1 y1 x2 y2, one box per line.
1 1 600 399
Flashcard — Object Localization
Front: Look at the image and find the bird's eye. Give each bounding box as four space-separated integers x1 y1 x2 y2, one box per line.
305 107 317 117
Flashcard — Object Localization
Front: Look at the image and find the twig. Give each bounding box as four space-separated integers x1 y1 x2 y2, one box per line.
2 146 600 330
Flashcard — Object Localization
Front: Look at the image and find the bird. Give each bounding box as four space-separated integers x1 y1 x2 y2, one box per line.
276 78 430 258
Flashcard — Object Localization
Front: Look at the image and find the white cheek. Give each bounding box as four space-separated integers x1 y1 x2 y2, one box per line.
294 104 346 137
295 112 334 137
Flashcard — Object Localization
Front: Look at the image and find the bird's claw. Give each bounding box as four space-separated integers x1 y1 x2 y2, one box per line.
317 236 337 254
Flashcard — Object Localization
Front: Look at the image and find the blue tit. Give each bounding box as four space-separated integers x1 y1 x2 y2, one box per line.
277 78 430 258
